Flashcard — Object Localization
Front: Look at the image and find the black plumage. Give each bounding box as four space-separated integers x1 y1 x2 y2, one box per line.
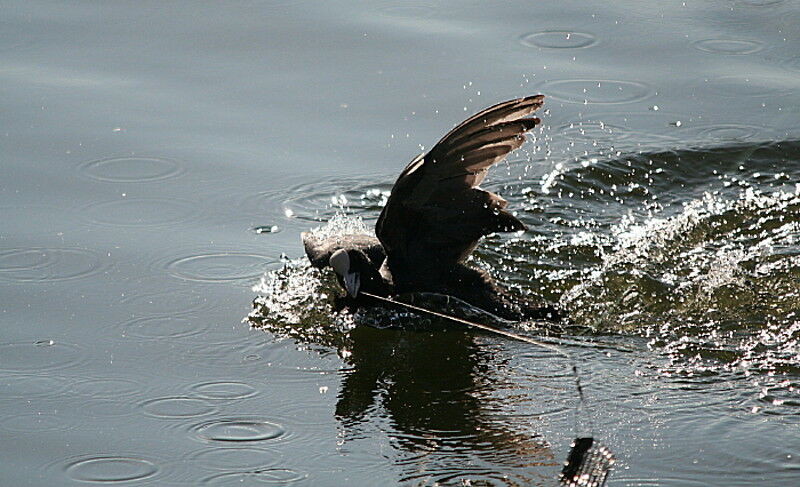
302 96 561 322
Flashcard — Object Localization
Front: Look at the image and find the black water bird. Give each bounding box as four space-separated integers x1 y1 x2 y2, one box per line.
302 96 561 322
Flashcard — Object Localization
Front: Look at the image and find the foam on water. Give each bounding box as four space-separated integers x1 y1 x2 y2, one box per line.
248 214 371 352
562 183 800 377
302 212 374 241
249 213 520 350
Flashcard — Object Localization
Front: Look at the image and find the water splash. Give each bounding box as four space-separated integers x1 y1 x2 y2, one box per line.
562 184 800 373
249 254 352 348
249 212 521 352
250 142 800 410
302 212 373 241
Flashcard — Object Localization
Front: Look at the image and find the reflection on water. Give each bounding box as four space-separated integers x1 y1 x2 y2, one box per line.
252 292 557 485
339 327 555 485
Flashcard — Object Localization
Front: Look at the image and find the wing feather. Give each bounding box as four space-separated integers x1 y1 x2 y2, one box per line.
436 95 544 148
440 119 540 165
376 96 544 278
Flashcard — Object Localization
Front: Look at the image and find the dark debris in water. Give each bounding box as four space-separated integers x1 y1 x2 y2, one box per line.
560 437 615 487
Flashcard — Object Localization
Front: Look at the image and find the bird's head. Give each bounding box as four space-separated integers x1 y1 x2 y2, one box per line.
329 249 361 298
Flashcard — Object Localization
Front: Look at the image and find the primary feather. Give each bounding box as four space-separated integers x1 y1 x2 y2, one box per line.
376 95 544 290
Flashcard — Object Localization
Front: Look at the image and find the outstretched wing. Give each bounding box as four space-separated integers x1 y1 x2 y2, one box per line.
376 95 544 279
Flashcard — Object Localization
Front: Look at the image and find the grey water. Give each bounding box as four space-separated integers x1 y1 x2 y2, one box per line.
2 1 799 485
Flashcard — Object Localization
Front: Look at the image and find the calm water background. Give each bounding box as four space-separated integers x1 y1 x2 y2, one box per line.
2 1 800 485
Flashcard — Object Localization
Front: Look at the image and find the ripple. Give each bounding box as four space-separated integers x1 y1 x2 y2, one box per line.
140 396 218 419
707 75 794 98
0 205 86 239
538 79 655 105
64 456 159 483
232 178 390 223
687 123 769 141
782 56 800 73
71 378 144 399
223 362 334 384
0 247 49 271
612 477 712 487
119 316 203 340
202 469 307 485
0 341 84 372
0 23 41 53
549 110 683 151
78 156 186 183
519 30 598 49
692 38 764 55
191 417 287 443
735 0 784 6
151 342 278 380
82 400 137 418
555 120 631 143
213 189 283 221
0 374 70 398
189 381 259 401
82 198 197 227
0 248 105 283
284 180 390 222
378 5 436 17
274 404 331 426
121 284 211 316
165 252 277 283
186 447 281 471
0 412 80 433
658 413 793 478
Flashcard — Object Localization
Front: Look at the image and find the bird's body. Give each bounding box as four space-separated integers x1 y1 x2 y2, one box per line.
302 96 561 322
